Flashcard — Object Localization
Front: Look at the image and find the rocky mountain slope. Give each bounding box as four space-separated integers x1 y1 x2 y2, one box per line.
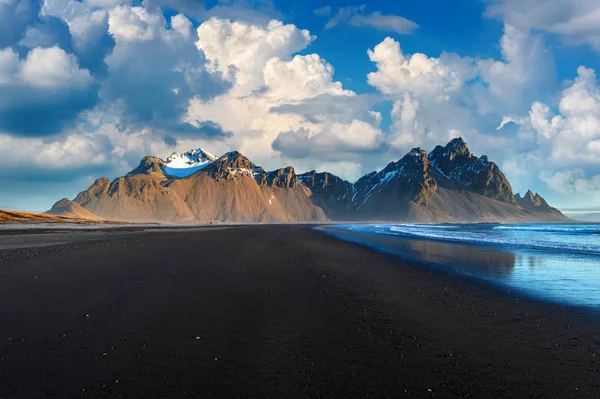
49 139 568 223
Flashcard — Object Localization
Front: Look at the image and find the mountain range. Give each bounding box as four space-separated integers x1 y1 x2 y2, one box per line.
48 138 568 223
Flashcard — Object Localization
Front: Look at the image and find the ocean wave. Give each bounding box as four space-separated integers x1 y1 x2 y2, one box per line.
335 224 600 256
492 225 600 234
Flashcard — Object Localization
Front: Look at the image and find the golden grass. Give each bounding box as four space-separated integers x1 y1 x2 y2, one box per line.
0 210 108 224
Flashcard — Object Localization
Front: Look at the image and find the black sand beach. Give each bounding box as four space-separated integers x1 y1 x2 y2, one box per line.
0 225 598 398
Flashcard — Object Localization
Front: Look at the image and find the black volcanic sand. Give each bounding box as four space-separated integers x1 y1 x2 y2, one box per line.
0 225 598 398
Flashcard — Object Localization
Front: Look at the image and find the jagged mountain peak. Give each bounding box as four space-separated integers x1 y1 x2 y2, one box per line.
428 138 514 204
447 136 468 151
408 147 428 157
215 151 256 169
298 170 352 194
267 166 298 188
128 156 164 176
430 137 472 165
204 150 268 183
298 170 350 185
517 190 537 201
223 150 242 159
402 147 430 166
516 190 551 210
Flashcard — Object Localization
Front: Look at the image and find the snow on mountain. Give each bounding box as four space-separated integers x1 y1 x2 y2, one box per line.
162 148 218 178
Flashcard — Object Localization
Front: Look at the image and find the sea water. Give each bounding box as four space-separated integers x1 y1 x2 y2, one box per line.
319 223 600 309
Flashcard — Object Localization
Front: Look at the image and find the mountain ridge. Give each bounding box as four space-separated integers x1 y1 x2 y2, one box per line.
48 138 569 223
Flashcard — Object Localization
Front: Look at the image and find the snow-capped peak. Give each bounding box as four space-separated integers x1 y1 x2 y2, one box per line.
165 148 217 168
162 148 218 178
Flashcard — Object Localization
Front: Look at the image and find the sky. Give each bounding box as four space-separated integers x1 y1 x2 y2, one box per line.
1 0 600 213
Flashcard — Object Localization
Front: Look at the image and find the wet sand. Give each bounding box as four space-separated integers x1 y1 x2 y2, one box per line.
0 225 598 398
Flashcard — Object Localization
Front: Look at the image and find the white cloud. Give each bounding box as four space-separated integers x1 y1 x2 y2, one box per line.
196 18 314 95
365 24 557 158
324 5 418 34
529 102 563 139
540 169 600 196
486 0 600 51
476 24 555 110
493 65 600 204
0 45 97 136
171 12 193 41
108 5 164 42
365 37 479 152
524 66 600 165
0 131 107 171
263 54 353 101
367 37 464 100
103 7 229 135
187 17 374 172
41 0 115 73
0 46 92 89
272 120 386 160
20 46 92 88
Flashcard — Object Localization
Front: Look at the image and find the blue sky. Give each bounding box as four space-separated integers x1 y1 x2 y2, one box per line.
1 0 600 213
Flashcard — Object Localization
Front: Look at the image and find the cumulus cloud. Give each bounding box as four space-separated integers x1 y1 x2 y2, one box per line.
367 37 466 100
187 17 378 170
540 169 600 206
486 64 600 205
102 7 230 137
263 54 353 101
196 17 314 95
365 37 474 151
322 5 418 34
0 46 97 136
486 0 600 51
272 120 386 161
107 5 164 41
523 66 600 165
358 22 576 204
364 24 557 158
476 24 556 112
528 102 563 139
270 93 379 125
20 46 93 88
41 0 116 74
